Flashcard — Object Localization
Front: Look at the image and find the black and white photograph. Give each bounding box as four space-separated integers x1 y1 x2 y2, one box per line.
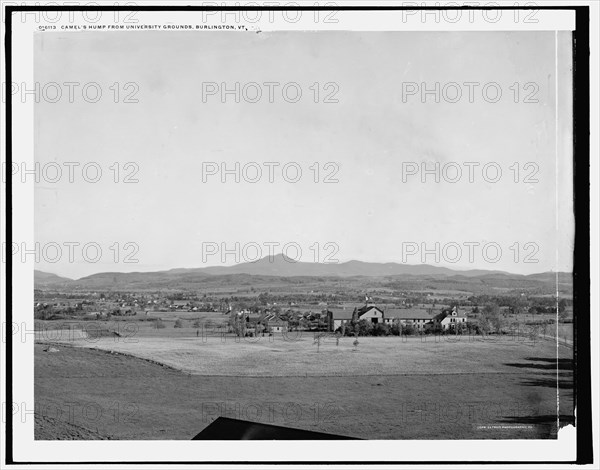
1 2 597 467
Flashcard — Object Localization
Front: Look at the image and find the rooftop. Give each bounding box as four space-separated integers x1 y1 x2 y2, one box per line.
384 308 433 320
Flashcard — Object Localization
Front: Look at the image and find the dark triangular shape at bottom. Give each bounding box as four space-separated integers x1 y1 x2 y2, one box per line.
192 417 359 440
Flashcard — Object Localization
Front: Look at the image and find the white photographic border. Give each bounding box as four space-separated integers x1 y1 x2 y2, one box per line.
1 1 597 467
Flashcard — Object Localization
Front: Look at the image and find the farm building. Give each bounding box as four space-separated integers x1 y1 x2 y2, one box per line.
383 308 433 332
239 311 289 334
326 305 384 332
430 306 467 331
267 320 288 333
326 303 464 333
261 311 289 333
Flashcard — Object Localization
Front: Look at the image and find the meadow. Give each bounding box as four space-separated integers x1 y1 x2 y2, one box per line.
54 328 564 377
35 324 574 440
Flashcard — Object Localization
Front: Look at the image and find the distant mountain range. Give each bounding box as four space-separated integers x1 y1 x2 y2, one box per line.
34 271 73 286
169 254 514 277
34 254 571 292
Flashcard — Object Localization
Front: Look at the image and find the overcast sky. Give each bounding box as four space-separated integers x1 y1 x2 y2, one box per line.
34 30 573 278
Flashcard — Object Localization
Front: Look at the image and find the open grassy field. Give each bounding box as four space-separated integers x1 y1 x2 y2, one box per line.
46 330 568 377
35 329 573 440
540 324 574 344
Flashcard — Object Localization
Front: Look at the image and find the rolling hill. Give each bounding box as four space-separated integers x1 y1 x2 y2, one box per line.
34 254 572 294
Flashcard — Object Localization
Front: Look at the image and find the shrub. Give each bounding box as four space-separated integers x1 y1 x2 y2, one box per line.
466 321 480 335
340 323 355 336
373 323 390 336
155 319 166 329
401 324 416 336
174 319 184 328
356 319 373 336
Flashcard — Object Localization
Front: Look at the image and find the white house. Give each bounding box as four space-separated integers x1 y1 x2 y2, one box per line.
432 306 468 331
